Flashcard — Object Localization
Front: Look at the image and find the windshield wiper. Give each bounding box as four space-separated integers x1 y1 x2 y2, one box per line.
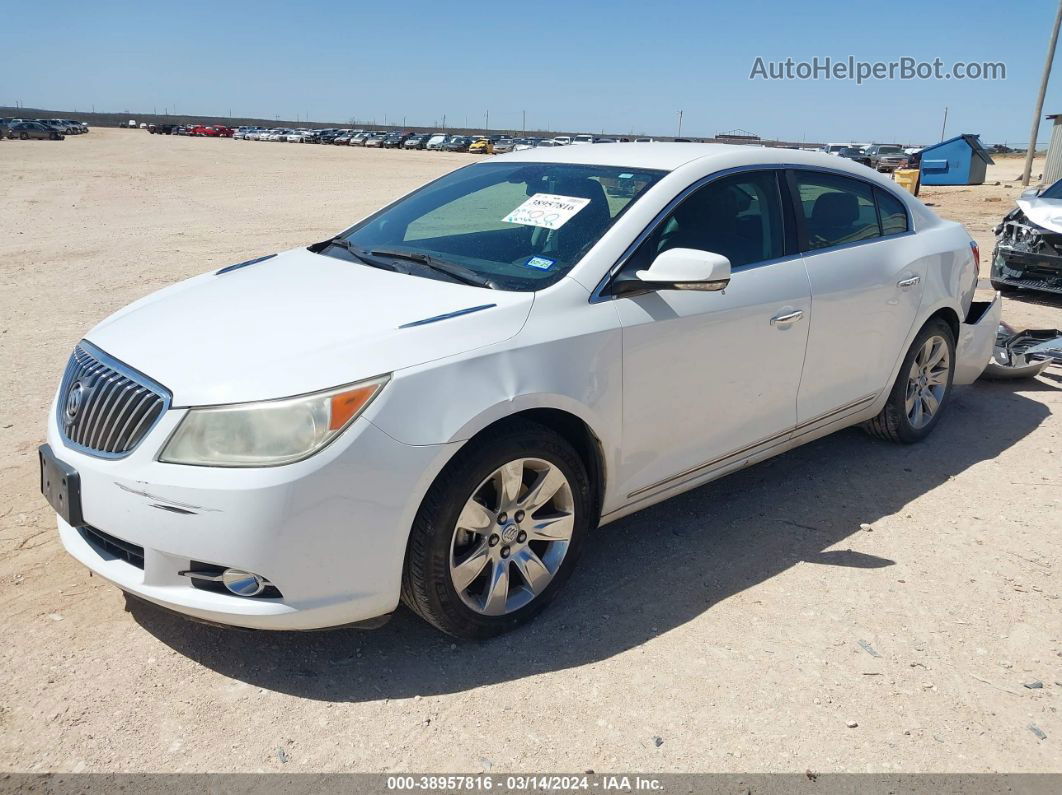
317 237 407 273
370 248 498 289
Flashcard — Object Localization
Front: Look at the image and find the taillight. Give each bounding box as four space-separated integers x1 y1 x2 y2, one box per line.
970 240 980 274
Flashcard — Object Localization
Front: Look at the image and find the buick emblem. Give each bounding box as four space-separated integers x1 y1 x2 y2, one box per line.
64 381 86 424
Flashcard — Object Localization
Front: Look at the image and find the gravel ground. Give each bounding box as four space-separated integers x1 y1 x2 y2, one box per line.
0 130 1059 773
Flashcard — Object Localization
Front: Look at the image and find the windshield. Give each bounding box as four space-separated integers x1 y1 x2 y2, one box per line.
878 146 902 154
1040 178 1062 200
323 162 664 291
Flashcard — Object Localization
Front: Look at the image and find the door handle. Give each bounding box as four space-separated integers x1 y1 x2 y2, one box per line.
770 309 804 325
897 275 921 288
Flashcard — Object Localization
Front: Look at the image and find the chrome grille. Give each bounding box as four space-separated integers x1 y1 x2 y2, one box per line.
57 342 170 458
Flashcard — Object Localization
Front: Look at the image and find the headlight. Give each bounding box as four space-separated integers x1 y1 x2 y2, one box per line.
159 376 389 467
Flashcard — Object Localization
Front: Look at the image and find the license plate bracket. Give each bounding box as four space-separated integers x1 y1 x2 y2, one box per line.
39 444 83 527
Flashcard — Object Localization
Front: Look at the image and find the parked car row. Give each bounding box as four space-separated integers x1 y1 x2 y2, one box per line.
148 124 234 137
1 117 88 140
221 126 630 154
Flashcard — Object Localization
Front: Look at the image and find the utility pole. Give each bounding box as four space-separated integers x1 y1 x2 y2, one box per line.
485 110 489 130
677 110 683 138
443 114 447 129
1023 0 1062 185
522 110 526 132
940 106 948 141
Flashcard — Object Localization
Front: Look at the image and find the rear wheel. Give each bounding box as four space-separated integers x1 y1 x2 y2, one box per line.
402 421 591 639
864 319 955 444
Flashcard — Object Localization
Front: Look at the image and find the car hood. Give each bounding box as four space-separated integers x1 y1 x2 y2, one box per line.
85 247 533 406
1017 194 1062 234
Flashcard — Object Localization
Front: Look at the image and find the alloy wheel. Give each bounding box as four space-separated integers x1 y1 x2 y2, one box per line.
449 457 575 616
905 335 950 429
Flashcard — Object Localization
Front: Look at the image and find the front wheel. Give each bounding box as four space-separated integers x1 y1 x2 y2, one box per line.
402 421 592 639
864 319 956 443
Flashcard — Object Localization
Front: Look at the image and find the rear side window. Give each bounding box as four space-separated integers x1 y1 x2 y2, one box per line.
794 172 880 250
876 188 909 235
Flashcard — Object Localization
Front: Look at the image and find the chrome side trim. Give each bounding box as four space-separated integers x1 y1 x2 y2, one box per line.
626 428 791 500
793 392 877 434
398 303 496 329
624 392 879 501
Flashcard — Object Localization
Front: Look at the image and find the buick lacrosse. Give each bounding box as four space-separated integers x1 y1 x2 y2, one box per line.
42 144 999 638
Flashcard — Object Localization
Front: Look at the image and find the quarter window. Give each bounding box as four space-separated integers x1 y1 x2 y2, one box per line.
876 188 909 235
794 172 880 250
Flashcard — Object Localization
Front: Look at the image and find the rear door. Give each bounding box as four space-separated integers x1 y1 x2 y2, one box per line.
788 169 922 425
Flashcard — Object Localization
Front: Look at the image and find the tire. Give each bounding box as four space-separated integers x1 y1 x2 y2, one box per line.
19 132 28 140
401 420 592 639
864 319 956 444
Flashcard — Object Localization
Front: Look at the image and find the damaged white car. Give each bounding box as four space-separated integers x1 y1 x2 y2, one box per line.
992 177 1062 295
41 144 1000 639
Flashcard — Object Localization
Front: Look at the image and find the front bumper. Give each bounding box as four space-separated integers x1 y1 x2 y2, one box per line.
953 294 1002 385
992 246 1062 295
47 404 459 630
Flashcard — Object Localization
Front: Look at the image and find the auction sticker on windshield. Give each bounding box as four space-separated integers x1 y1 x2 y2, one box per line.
502 193 591 230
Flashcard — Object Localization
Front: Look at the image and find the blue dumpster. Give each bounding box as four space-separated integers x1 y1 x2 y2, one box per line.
919 134 994 186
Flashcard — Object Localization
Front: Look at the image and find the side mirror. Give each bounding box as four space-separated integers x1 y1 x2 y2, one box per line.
613 248 732 296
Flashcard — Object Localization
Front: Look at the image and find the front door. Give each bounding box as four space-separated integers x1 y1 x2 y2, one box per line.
613 170 812 503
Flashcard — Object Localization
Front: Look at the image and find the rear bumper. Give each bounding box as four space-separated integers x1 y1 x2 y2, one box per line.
954 293 1002 385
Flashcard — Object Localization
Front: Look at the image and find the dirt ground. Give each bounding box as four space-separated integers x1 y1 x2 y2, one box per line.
0 130 1059 774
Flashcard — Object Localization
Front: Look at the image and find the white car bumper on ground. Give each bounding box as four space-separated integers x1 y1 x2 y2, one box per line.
47 405 458 630
954 293 1002 385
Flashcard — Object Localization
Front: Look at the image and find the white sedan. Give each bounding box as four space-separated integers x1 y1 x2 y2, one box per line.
41 144 999 639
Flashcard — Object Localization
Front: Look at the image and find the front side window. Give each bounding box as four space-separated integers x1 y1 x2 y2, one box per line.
795 172 881 250
626 170 785 273
328 162 664 290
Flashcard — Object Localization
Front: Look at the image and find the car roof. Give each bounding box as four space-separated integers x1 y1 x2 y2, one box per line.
494 141 912 177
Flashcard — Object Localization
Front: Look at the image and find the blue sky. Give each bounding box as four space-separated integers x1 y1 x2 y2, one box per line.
4 0 1060 145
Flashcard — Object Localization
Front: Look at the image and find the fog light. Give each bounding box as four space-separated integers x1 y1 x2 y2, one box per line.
221 569 267 596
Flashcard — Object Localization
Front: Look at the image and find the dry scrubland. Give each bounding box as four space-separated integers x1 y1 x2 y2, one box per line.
0 130 1059 773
